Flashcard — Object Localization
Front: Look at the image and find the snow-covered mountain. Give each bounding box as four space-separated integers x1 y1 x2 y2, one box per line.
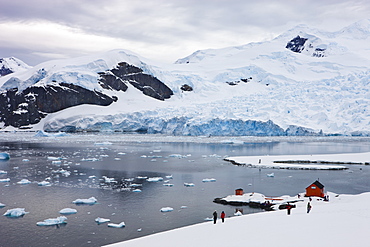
0 57 31 77
0 20 369 136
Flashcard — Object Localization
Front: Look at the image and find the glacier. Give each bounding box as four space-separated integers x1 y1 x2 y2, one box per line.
0 21 370 136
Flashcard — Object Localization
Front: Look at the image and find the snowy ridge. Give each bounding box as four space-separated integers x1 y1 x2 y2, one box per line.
1 20 370 135
0 57 31 77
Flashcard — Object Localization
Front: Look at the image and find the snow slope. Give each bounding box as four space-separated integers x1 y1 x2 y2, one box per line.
1 20 370 135
104 191 370 247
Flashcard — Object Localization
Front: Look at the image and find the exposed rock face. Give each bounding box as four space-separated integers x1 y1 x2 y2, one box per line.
286 35 308 53
0 83 115 128
180 84 193 91
98 62 173 100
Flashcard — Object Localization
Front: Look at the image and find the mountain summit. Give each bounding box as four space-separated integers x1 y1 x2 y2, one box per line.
0 21 369 136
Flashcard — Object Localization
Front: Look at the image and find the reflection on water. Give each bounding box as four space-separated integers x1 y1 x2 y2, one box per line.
0 134 369 247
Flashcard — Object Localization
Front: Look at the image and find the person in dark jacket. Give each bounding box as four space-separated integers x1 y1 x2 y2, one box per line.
221 211 226 223
213 211 217 224
307 202 312 213
286 203 292 215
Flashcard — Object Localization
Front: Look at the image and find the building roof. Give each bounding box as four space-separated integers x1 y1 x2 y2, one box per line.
307 180 324 189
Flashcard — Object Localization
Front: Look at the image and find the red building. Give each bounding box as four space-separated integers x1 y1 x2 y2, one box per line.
235 188 243 195
305 180 325 198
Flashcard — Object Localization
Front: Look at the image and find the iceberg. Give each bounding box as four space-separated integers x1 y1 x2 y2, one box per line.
184 183 195 187
108 222 125 228
95 217 111 224
38 181 51 186
160 207 174 212
37 216 67 226
17 179 31 185
0 170 7 174
202 178 216 182
0 153 10 160
132 189 142 192
72 197 97 204
0 203 5 208
3 208 28 217
0 178 10 182
59 208 77 214
146 177 163 182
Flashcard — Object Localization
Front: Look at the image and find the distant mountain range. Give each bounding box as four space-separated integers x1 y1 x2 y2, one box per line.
0 20 369 136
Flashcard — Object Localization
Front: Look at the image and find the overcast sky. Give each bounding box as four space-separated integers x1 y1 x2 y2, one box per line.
1 0 369 65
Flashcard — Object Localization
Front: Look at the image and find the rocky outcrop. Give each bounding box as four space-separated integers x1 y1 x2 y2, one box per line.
0 83 115 128
98 62 173 100
286 35 308 53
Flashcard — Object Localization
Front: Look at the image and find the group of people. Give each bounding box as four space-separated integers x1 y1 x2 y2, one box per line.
286 201 312 215
213 210 226 224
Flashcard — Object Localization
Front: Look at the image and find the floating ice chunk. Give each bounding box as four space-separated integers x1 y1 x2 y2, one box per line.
38 181 51 186
267 173 275 177
0 170 7 174
184 183 195 187
165 175 173 179
202 178 216 182
137 228 142 232
108 222 125 228
52 160 62 164
22 159 29 162
0 153 10 160
234 211 243 216
102 176 117 183
136 176 148 179
34 130 68 137
147 177 163 182
88 175 96 179
81 158 99 162
4 208 28 217
132 189 142 192
163 183 174 187
52 168 71 177
0 203 5 208
0 178 10 182
72 197 97 204
204 217 213 221
95 217 110 224
17 179 31 185
59 208 77 214
100 154 109 157
114 158 121 160
48 156 62 161
129 183 142 187
37 216 67 226
180 206 188 209
124 178 134 182
117 152 126 155
94 142 113 145
160 207 173 212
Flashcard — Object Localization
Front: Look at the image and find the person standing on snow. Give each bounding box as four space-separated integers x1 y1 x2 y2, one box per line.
221 211 226 223
307 202 312 213
286 203 292 215
213 210 217 224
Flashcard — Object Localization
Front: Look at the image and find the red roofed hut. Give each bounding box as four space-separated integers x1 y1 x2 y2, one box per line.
235 188 243 195
305 180 325 198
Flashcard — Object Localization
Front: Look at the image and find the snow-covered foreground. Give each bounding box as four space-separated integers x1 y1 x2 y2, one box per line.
105 191 370 247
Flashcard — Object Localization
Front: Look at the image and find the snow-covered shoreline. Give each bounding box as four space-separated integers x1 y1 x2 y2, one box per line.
104 191 370 247
224 152 370 170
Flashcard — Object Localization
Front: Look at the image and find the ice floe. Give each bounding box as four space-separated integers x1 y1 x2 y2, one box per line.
160 207 174 212
17 179 31 185
0 170 7 174
147 177 163 182
72 197 97 204
3 208 28 217
108 222 125 228
132 189 142 192
0 178 10 182
184 183 195 187
95 217 111 224
59 208 77 214
202 178 216 182
37 216 67 226
0 153 10 160
38 181 51 186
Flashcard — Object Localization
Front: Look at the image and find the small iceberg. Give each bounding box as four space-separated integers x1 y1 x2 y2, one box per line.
0 170 7 174
0 153 10 160
3 208 28 217
163 183 174 187
38 181 51 186
59 208 77 215
0 203 5 208
108 222 125 228
184 183 195 187
147 177 163 182
72 197 97 205
95 217 110 224
129 183 142 187
160 207 174 212
37 216 67 226
202 178 216 182
17 179 31 185
132 189 142 192
267 173 275 177
234 211 243 216
0 178 10 182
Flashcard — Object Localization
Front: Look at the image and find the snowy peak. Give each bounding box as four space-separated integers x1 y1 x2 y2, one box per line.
338 19 370 39
0 57 31 77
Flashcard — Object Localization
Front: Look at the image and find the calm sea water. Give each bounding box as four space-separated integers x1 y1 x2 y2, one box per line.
0 134 369 247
